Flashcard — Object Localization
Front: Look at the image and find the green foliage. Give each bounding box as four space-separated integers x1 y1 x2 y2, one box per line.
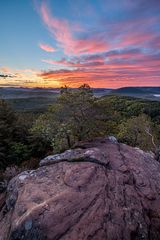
31 90 160 154
1 88 160 170
118 114 157 151
9 143 30 165
101 95 160 121
0 100 17 169
0 100 33 169
31 84 109 153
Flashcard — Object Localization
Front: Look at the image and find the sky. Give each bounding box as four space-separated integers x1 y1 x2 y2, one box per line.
0 0 160 88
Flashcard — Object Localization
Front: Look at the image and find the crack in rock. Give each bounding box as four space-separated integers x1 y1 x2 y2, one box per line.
1 138 160 240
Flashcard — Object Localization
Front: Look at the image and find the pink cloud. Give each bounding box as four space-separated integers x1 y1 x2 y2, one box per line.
0 66 11 73
40 2 108 55
41 48 143 68
42 57 105 68
42 58 69 66
39 43 56 52
38 2 160 88
39 63 160 88
39 48 160 88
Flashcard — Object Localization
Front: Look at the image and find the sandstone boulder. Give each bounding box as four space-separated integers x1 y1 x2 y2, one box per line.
1 138 160 240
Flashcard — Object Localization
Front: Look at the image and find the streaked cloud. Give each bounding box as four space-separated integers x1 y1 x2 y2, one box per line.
39 43 56 52
37 0 160 88
40 1 109 55
39 51 160 88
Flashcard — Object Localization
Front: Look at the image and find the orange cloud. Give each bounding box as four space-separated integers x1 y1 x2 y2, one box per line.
39 43 56 52
0 66 11 73
1 62 159 88
38 49 160 88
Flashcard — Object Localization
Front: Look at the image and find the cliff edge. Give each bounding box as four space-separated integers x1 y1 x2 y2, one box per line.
0 138 160 240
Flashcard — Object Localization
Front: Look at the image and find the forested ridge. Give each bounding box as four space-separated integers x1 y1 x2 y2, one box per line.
0 84 160 178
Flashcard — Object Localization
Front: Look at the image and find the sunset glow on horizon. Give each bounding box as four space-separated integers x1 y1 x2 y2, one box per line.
0 0 160 88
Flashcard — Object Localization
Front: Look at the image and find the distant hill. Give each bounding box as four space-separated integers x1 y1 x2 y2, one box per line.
0 87 60 112
110 86 160 94
0 87 60 99
92 88 111 97
0 87 111 99
110 87 160 101
0 87 112 112
1 86 160 112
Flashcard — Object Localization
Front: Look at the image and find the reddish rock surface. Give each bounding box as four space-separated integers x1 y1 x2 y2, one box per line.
0 138 160 240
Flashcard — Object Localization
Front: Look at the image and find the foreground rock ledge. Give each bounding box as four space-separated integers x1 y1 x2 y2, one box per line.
1 138 160 240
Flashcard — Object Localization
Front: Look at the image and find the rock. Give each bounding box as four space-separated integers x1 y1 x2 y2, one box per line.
108 135 118 143
40 147 109 167
1 138 160 240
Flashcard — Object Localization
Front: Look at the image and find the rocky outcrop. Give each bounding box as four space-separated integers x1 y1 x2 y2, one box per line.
1 137 160 240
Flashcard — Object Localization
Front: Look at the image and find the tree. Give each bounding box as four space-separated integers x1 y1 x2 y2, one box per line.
0 100 31 169
31 85 106 153
29 113 54 157
118 114 158 152
0 100 17 168
57 84 96 141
